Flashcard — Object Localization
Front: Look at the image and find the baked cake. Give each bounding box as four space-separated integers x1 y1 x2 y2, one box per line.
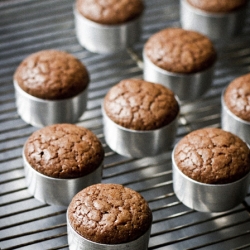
76 0 144 25
174 127 250 184
187 0 247 13
67 183 152 244
224 73 250 122
24 123 104 178
144 27 217 74
103 78 179 130
14 49 89 100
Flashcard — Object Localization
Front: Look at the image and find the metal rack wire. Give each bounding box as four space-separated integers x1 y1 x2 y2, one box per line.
0 0 250 249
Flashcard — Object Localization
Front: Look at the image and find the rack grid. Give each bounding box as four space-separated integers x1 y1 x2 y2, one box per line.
0 0 250 249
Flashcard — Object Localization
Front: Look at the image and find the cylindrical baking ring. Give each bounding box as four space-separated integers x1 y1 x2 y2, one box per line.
221 89 250 146
67 211 151 250
14 80 88 128
180 0 247 41
102 103 179 158
74 7 142 54
23 149 103 206
172 148 250 212
143 50 215 102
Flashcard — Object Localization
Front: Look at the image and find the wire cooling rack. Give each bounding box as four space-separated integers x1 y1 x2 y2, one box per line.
0 0 250 249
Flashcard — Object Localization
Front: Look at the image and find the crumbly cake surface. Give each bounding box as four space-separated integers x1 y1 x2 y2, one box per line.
224 73 250 122
24 124 104 178
68 183 152 244
76 0 144 25
104 78 179 130
174 127 250 184
144 28 217 74
187 0 247 13
14 50 89 100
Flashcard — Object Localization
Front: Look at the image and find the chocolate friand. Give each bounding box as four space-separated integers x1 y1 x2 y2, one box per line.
143 28 217 101
102 78 179 158
67 183 152 249
222 73 250 146
74 0 144 53
23 123 104 206
14 50 89 127
172 127 250 212
180 0 247 41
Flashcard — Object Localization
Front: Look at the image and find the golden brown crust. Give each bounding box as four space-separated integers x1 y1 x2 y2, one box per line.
24 124 104 178
174 128 250 184
224 73 250 122
104 78 179 130
76 0 144 25
68 183 152 244
187 0 247 13
144 28 217 74
14 50 89 100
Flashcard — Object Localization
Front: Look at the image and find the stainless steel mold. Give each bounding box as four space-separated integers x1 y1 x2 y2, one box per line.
143 51 214 102
221 90 250 146
2 0 250 249
14 80 88 128
102 105 178 158
74 8 142 54
180 0 247 41
172 149 250 212
67 213 151 250
23 150 103 206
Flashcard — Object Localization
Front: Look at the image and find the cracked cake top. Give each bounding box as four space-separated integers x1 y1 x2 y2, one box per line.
24 123 104 178
224 73 250 122
68 183 152 244
174 127 250 184
144 28 217 74
14 50 89 100
103 78 179 130
187 0 247 13
76 0 144 25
